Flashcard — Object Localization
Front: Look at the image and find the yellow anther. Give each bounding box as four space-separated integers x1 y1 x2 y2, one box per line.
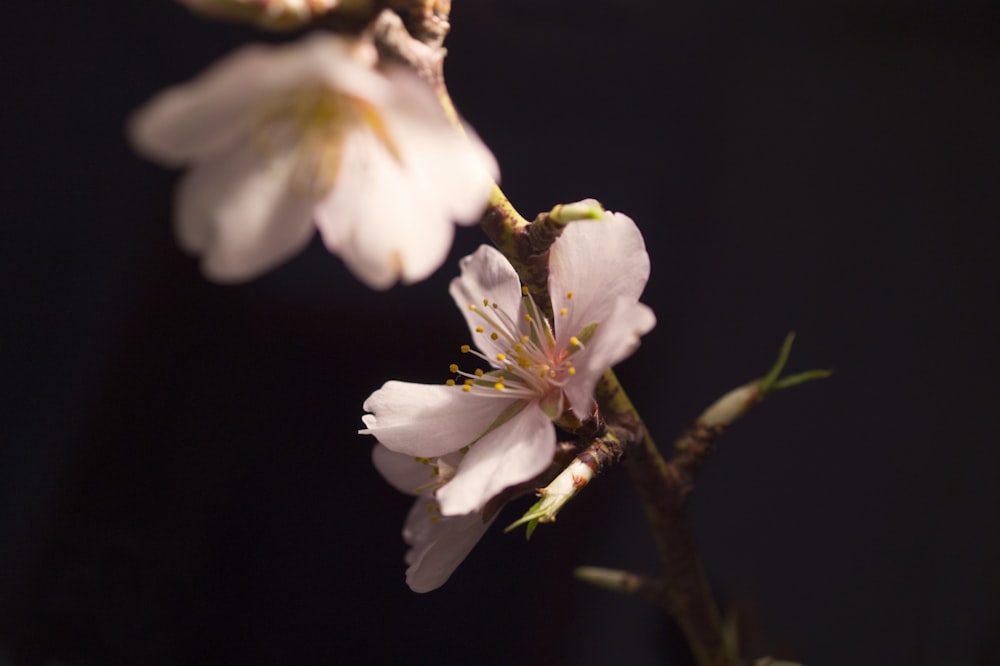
566 291 574 299
446 379 456 386
475 326 484 333
490 332 499 340
559 308 568 316
483 298 489 306
449 363 459 373
521 335 530 343
521 286 529 296
474 368 484 377
426 501 438 512
524 314 532 322
496 353 507 361
494 383 505 391
462 384 471 392
464 378 474 385
514 344 523 353
568 367 577 376
491 303 498 309
461 344 471 353
570 336 581 347
468 303 476 310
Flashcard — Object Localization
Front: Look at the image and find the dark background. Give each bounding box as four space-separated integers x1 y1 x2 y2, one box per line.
2 1 998 664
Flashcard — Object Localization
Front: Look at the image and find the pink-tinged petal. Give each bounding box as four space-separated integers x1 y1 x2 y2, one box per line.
314 131 456 290
175 141 316 283
436 405 555 515
128 33 389 166
448 245 525 358
401 499 496 593
371 445 439 497
563 300 656 416
361 381 522 457
549 211 651 350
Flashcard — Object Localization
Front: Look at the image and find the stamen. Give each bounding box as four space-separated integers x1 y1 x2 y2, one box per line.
496 353 507 362
449 363 459 373
567 291 574 299
559 308 568 316
476 326 484 333
446 379 456 386
461 345 471 353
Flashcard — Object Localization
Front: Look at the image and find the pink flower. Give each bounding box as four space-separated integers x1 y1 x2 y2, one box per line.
362 211 655 590
128 33 497 288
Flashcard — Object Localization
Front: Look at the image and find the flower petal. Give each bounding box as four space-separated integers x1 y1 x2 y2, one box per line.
435 405 555 515
314 70 496 290
174 140 316 282
378 68 498 225
448 244 526 359
314 130 456 289
562 299 657 416
401 499 495 593
128 34 390 166
371 444 439 497
549 211 651 351
361 381 522 457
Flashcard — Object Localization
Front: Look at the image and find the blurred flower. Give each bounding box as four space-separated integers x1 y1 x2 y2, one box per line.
362 212 656 521
128 33 497 288
372 444 495 592
178 0 370 31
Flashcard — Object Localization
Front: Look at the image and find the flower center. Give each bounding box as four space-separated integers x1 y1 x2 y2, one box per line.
447 286 589 405
254 85 399 196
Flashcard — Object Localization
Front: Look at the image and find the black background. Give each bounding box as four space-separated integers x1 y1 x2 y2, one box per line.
2 1 999 664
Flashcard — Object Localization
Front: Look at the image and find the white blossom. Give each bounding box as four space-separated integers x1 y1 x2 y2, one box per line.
128 33 497 288
362 212 655 589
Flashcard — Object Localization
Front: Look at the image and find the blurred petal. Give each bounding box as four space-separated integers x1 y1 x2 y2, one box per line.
129 35 386 165
175 141 315 282
314 131 456 289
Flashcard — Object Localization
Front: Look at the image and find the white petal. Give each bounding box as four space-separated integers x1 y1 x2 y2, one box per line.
314 131 456 289
313 70 497 290
371 444 439 497
563 300 657 416
361 381 522 457
448 244 526 359
549 211 651 350
436 405 555 516
128 33 390 166
379 68 498 225
174 140 316 283
401 499 496 593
